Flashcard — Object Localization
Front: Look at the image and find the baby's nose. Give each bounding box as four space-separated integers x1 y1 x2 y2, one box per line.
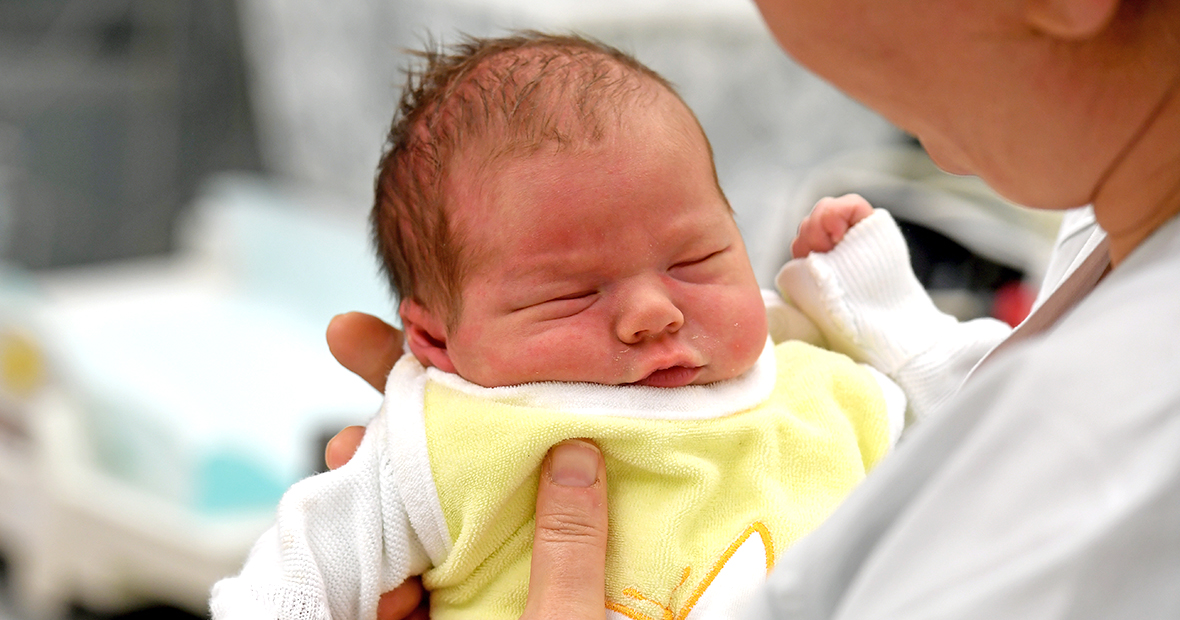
615 282 684 344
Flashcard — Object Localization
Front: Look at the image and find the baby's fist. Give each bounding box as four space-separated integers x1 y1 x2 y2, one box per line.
791 194 874 259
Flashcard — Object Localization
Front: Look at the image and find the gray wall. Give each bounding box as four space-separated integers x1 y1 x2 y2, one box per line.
0 0 261 269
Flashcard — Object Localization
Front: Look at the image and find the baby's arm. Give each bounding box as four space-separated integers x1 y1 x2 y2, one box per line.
210 414 431 620
778 199 1011 426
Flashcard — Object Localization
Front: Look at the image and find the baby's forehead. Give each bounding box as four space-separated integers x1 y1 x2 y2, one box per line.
454 145 728 253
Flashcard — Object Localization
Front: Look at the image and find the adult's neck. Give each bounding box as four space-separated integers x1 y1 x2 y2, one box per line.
1091 30 1180 266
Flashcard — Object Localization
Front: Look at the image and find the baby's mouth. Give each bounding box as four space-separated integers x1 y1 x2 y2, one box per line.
631 365 702 388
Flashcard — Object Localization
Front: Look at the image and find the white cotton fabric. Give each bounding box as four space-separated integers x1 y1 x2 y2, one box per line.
744 207 1180 619
209 406 431 620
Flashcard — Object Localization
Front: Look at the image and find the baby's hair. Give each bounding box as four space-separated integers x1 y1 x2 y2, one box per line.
371 31 706 326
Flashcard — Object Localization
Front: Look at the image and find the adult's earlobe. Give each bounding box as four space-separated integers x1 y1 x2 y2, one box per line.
399 299 458 373
1024 0 1119 40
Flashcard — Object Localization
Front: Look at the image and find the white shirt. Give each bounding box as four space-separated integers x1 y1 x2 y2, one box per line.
748 207 1180 618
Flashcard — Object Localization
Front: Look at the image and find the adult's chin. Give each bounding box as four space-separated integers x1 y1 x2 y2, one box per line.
921 138 974 177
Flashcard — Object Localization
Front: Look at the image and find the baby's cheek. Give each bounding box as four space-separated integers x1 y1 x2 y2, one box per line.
718 289 769 374
512 330 605 382
451 329 542 386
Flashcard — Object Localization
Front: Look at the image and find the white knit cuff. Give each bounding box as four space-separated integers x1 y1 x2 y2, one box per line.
775 209 957 374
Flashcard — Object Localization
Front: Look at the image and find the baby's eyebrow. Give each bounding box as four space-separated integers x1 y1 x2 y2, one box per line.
502 248 603 280
500 260 589 292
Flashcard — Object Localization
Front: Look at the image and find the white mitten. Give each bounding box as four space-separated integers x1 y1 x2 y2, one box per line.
763 289 826 348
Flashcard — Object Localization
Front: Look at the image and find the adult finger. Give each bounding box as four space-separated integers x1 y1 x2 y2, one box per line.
326 312 404 392
522 439 609 620
324 425 367 470
376 579 428 620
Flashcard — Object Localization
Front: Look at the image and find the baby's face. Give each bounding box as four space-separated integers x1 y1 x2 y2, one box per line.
437 99 767 388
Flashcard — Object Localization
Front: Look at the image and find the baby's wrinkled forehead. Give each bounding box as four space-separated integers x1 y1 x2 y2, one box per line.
419 44 678 162
434 45 701 210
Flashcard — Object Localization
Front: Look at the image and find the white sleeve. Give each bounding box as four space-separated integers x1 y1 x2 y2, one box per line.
209 414 431 620
763 288 826 347
775 209 1011 426
860 364 907 448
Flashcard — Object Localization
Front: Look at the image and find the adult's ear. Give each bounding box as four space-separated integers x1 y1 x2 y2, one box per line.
1024 0 1119 39
399 299 458 373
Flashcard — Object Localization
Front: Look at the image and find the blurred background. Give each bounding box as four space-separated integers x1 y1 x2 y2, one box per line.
0 1 1062 618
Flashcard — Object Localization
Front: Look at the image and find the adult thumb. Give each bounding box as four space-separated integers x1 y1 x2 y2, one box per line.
522 439 609 620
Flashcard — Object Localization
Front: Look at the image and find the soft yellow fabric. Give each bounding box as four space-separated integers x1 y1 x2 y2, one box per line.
422 341 891 620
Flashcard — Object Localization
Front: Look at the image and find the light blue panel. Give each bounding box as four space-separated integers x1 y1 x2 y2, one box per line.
197 449 288 514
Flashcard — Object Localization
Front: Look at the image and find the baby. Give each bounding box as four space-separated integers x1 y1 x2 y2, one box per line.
211 33 904 620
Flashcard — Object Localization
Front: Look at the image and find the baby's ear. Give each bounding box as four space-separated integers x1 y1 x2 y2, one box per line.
399 299 458 373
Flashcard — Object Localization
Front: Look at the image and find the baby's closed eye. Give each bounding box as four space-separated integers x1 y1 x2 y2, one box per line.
668 247 729 281
531 290 598 319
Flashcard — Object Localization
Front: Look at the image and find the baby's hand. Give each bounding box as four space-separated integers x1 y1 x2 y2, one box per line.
791 194 875 259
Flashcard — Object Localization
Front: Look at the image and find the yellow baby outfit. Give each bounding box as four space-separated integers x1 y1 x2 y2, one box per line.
210 339 903 620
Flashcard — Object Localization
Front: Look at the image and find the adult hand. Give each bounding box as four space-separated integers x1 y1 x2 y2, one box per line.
326 311 405 392
324 312 611 620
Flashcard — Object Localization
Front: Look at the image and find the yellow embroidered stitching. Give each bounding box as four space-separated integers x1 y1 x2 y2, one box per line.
606 567 690 620
604 522 775 620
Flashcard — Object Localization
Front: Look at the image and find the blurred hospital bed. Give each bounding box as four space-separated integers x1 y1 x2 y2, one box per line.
0 176 389 619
